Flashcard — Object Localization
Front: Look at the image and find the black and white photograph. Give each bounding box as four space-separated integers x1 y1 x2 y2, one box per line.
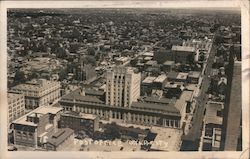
0 0 249 159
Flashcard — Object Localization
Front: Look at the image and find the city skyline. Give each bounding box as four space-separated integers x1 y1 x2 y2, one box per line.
4 7 243 154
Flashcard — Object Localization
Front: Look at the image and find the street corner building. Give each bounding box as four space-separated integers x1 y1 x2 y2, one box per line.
11 106 64 148
9 79 61 110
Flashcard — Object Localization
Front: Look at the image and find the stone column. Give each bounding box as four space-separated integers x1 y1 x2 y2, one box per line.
128 112 131 122
109 110 112 119
150 116 153 124
163 119 166 127
115 112 117 119
154 116 157 125
105 110 108 119
123 113 127 122
145 115 148 124
132 114 135 122
141 115 144 124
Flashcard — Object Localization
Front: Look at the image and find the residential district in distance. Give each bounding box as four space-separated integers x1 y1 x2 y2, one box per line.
7 8 242 152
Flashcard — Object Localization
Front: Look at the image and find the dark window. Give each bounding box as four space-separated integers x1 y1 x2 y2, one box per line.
217 110 222 117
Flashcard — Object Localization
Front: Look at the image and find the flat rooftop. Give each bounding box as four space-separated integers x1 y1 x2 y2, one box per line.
205 102 223 125
154 74 167 83
144 56 153 61
175 91 193 112
180 91 194 102
185 84 198 91
163 60 175 66
188 71 201 78
167 72 179 80
172 45 196 52
142 52 154 57
176 72 188 80
145 60 157 66
62 111 97 120
12 106 63 126
107 66 138 75
164 82 179 88
142 76 157 84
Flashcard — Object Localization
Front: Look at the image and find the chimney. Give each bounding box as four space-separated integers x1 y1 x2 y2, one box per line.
33 113 39 124
79 87 85 96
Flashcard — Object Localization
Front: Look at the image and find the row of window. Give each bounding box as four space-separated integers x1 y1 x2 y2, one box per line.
9 96 23 104
16 131 34 140
10 100 24 106
164 119 180 128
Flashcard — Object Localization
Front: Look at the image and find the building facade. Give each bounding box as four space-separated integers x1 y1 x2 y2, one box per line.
188 71 201 84
106 67 141 108
58 66 190 130
201 102 224 151
12 106 63 148
221 61 242 151
59 111 99 134
171 45 198 64
8 92 26 125
59 89 183 129
10 79 61 110
45 128 74 151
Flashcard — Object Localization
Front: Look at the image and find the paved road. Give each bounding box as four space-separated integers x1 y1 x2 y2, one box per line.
183 40 217 142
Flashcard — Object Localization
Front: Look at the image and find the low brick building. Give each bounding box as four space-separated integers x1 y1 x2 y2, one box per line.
45 128 74 151
59 111 99 135
12 106 63 148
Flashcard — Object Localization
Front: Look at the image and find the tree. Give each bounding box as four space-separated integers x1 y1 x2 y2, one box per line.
14 70 26 84
83 56 96 66
59 69 68 81
56 47 67 58
28 72 39 80
199 53 205 61
214 35 224 45
130 59 138 67
87 47 96 56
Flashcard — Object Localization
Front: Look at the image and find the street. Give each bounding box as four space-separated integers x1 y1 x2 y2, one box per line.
183 39 217 142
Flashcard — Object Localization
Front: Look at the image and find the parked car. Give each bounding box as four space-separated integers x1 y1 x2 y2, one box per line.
8 145 17 151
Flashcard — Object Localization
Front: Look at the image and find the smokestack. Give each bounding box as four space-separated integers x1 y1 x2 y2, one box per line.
79 87 85 96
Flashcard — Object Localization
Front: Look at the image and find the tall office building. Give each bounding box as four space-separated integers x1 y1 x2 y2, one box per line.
221 61 242 151
106 66 141 107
